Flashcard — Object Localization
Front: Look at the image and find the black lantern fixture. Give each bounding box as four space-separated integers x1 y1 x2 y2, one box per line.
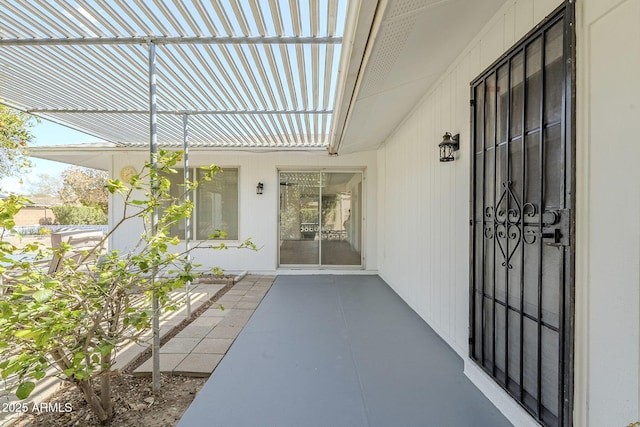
439 132 460 162
256 182 264 195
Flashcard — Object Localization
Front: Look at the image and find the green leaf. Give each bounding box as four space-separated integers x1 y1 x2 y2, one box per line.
98 342 113 357
73 352 85 365
32 289 53 303
15 329 33 338
34 331 51 347
16 381 35 400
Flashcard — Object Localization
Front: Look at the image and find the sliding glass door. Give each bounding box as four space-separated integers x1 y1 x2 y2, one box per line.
279 171 362 267
279 172 321 265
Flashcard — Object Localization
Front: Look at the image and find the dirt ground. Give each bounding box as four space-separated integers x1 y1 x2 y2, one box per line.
10 374 206 427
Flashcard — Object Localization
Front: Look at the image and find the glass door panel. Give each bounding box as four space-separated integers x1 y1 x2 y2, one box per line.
320 172 362 266
279 172 320 265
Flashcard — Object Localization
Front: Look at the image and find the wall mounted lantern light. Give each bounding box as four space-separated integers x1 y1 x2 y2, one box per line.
439 132 460 162
256 182 264 195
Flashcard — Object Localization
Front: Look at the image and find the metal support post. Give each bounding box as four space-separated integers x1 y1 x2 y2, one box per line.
183 113 192 319
148 41 161 393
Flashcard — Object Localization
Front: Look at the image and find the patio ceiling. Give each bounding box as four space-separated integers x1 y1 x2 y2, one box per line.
331 0 508 154
0 0 354 149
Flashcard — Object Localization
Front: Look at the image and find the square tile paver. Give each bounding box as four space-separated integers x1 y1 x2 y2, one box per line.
192 338 234 354
174 353 224 376
160 337 202 354
207 325 243 339
216 300 238 310
189 316 223 327
229 307 254 316
219 309 253 325
226 289 248 296
235 300 260 310
218 294 243 302
175 325 215 339
245 290 267 298
199 306 227 317
134 353 187 375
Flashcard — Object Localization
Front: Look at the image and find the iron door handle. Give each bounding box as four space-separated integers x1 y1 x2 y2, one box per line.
542 210 560 226
541 228 562 244
540 209 570 246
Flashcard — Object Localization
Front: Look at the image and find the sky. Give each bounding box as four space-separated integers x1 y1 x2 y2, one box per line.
0 119 104 195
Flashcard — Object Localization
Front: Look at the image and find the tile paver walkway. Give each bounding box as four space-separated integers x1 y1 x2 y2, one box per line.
132 275 275 377
111 282 227 372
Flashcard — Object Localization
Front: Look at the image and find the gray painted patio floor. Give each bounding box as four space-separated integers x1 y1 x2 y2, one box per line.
178 275 512 427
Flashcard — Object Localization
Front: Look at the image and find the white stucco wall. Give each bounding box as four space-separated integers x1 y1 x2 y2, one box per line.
109 150 378 274
377 0 640 425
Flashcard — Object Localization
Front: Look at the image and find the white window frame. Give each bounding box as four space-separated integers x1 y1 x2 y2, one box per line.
163 166 240 242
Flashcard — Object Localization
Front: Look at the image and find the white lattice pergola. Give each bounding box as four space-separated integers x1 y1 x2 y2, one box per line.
0 0 348 149
0 0 358 390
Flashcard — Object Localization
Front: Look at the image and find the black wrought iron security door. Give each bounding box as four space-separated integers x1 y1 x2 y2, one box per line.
469 4 574 427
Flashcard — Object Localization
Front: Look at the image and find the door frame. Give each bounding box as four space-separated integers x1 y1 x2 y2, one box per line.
277 167 366 269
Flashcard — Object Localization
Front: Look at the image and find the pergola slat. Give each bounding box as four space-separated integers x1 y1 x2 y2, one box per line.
0 0 347 149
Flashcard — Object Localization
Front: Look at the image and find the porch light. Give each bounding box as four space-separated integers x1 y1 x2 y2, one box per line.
439 132 460 162
256 182 264 195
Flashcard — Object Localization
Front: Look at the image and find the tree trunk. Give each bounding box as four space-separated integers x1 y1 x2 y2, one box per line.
100 353 113 422
49 348 112 424
77 379 111 424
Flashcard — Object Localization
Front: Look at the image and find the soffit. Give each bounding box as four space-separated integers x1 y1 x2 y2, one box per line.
333 0 508 154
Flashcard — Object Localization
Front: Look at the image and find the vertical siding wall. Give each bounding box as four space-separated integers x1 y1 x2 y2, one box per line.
377 0 562 425
377 0 563 358
576 0 640 425
378 0 640 425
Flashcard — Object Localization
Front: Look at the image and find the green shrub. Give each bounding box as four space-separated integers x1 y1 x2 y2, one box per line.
13 226 39 236
37 227 51 236
51 205 107 225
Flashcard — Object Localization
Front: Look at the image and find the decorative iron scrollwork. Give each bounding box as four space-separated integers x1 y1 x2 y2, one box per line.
484 207 494 238
483 181 539 269
523 227 538 245
522 203 539 244
523 202 537 218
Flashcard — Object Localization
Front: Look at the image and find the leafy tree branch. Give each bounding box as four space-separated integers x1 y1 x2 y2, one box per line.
0 150 256 424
